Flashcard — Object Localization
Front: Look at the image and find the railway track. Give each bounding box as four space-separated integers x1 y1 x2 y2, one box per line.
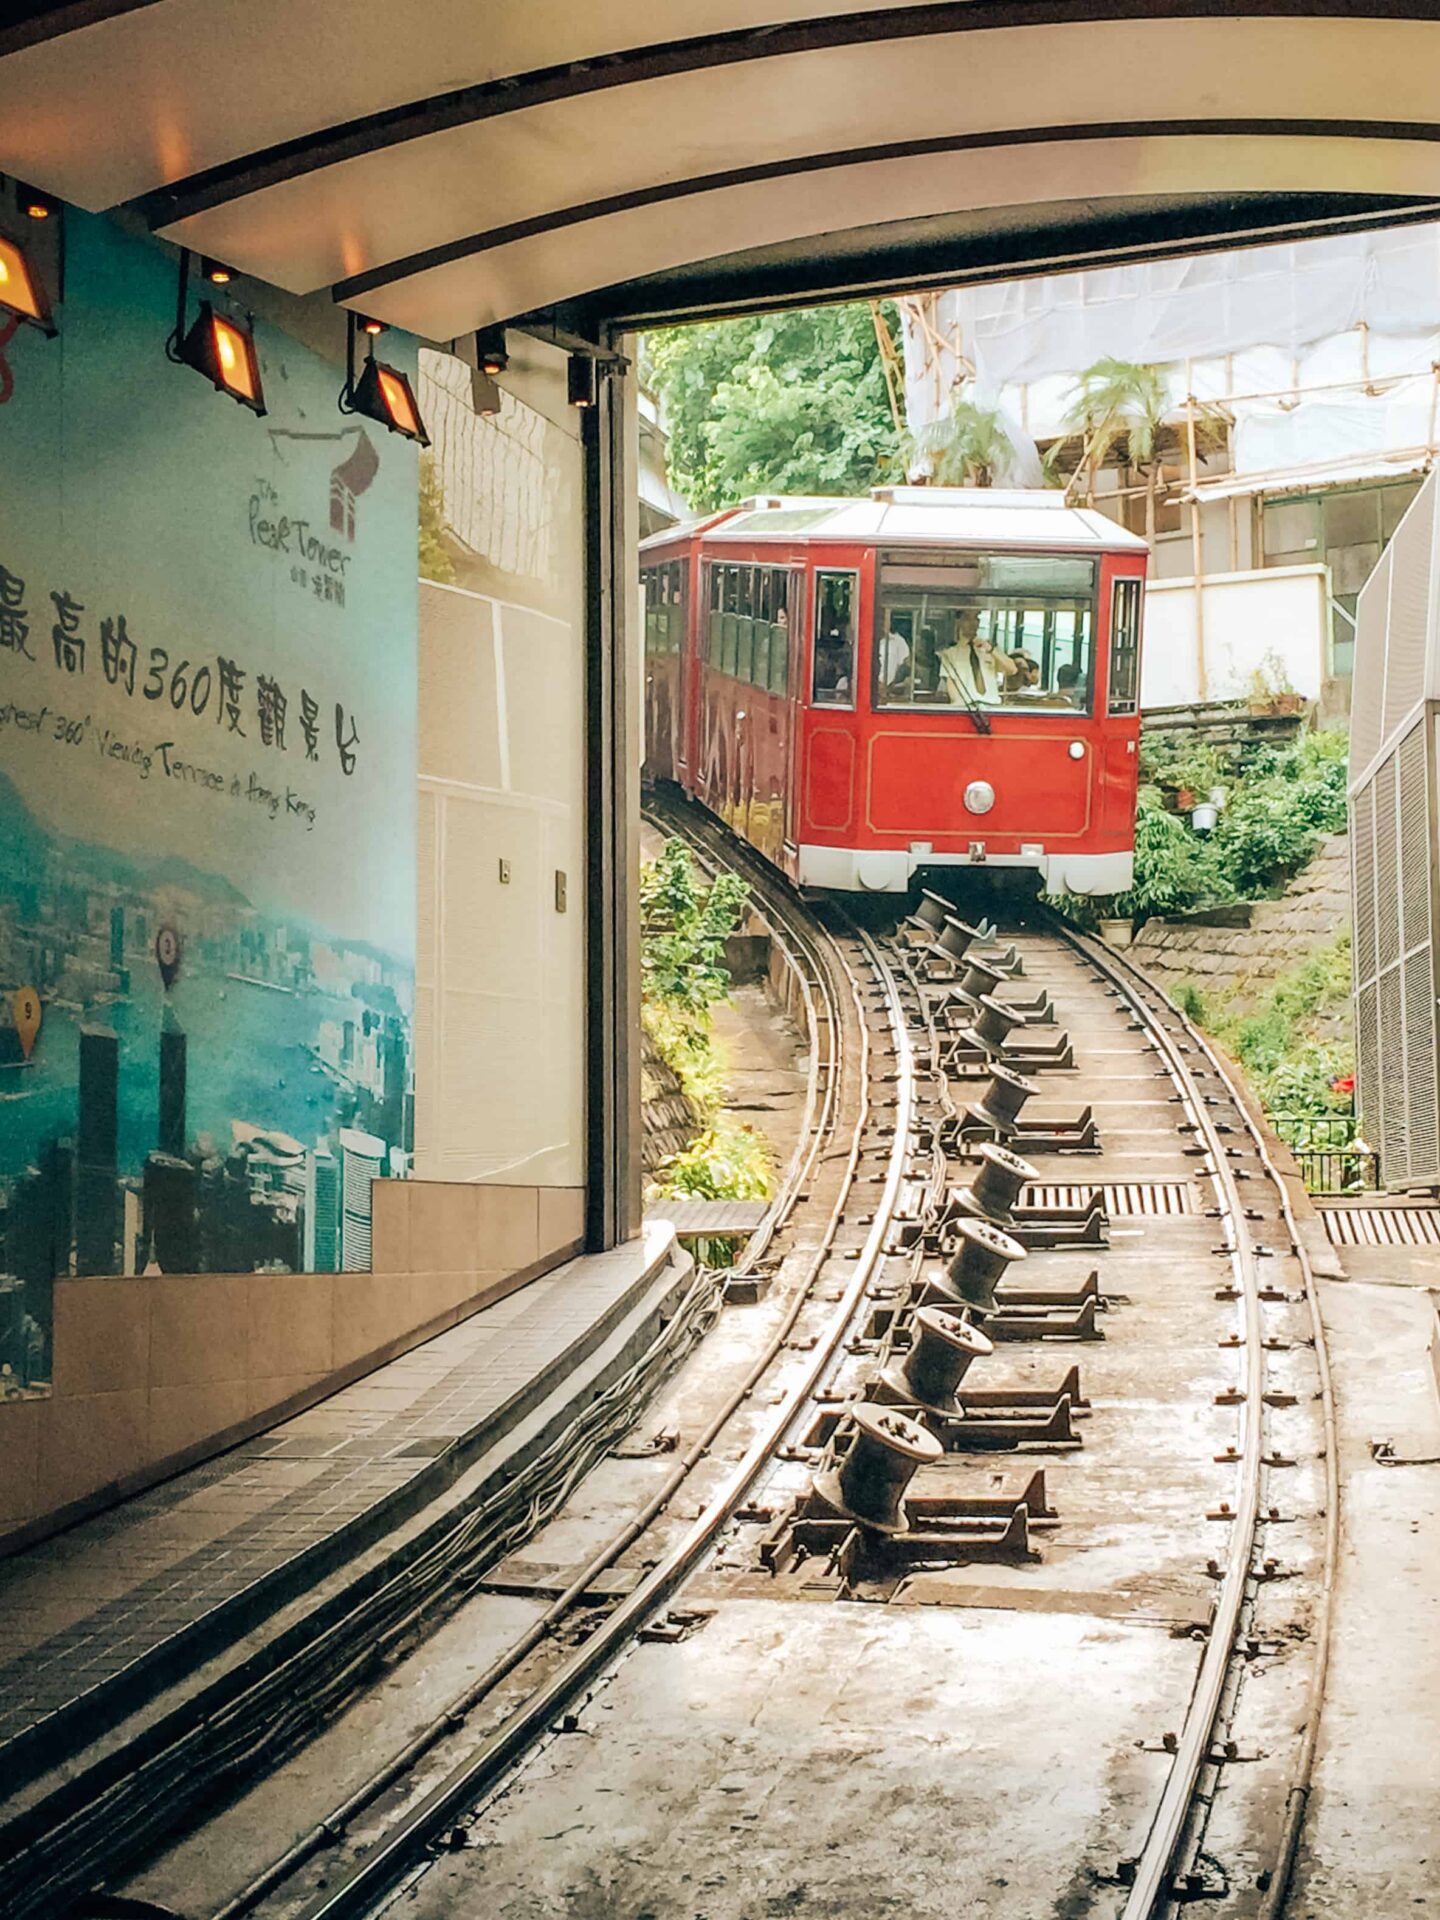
74 797 1334 1920
54 800 915 1920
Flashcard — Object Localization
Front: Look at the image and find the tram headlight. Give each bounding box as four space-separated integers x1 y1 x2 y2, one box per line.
1068 741 1086 761
963 780 995 816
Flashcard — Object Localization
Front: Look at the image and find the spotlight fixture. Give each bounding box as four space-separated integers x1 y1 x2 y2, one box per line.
470 368 502 417
168 247 264 412
178 302 265 412
359 315 387 337
567 351 598 410
201 257 234 285
341 311 429 444
476 325 507 375
17 184 56 221
0 230 55 333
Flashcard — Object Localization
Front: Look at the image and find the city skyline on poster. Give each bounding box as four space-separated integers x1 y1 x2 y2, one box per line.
0 213 420 1399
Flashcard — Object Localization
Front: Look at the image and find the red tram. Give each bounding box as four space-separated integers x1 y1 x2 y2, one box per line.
641 487 1147 895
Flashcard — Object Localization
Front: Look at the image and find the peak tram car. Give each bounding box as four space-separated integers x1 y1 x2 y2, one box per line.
641 488 1148 896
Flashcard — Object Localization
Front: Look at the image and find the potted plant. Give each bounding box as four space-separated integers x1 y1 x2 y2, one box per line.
1247 651 1305 717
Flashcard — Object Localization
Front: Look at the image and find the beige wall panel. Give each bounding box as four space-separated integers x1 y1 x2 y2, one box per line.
418 589 501 786
414 337 585 1192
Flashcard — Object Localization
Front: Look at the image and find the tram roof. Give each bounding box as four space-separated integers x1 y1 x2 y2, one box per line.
2 9 1438 342
641 488 1148 555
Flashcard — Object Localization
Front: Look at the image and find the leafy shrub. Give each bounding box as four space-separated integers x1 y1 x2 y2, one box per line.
1172 981 1208 1024
642 838 748 1015
1210 730 1348 896
660 1115 772 1200
1111 786 1234 919
1200 933 1355 1124
640 839 773 1211
1057 728 1350 927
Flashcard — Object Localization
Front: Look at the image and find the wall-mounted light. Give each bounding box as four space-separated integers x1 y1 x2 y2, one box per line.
567 351 598 410
470 368 501 417
16 183 56 222
0 230 55 334
476 325 507 375
178 303 265 412
359 315 387 338
201 257 234 285
340 311 428 444
167 249 265 413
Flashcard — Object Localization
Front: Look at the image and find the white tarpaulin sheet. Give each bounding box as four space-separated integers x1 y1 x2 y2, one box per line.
901 224 1440 485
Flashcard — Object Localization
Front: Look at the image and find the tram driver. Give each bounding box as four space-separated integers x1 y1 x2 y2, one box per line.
936 610 1035 705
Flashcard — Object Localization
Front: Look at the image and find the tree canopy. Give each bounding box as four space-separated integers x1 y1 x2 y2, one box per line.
644 304 901 513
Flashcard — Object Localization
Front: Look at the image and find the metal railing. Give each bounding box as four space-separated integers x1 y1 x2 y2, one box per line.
1270 1111 1379 1194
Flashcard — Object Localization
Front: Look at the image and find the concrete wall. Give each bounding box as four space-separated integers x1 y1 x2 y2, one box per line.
1143 564 1330 708
0 1179 583 1545
0 291 595 1549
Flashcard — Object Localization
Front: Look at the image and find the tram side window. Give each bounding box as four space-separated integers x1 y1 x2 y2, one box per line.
701 561 793 690
813 571 856 707
734 568 755 684
706 565 725 666
1108 577 1142 715
873 551 1096 712
641 560 686 656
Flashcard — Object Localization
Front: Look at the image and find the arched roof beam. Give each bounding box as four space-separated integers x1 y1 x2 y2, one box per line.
135 0 1440 231
331 115 1440 304
0 2 158 59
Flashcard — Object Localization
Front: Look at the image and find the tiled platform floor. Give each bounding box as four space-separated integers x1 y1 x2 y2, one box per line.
0 1226 679 1772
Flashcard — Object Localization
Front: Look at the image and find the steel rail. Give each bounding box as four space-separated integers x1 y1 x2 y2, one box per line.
1046 916 1268 1917
1189 1031 1339 1920
1057 918 1338 1917
286 834 916 1920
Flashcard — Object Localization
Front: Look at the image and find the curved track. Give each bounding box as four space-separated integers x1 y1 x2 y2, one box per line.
78 799 1336 1920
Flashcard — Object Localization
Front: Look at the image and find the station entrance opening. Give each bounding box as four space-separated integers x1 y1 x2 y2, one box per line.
3 3 1439 1531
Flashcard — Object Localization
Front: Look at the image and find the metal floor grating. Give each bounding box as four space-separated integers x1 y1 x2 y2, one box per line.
1022 1181 1194 1217
1319 1205 1440 1246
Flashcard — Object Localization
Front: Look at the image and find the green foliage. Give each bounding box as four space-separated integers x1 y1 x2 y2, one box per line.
640 840 771 1212
418 454 456 585
643 999 724 1113
1059 728 1350 927
1181 934 1355 1126
641 839 749 1016
1061 358 1169 507
660 1114 772 1201
1209 730 1348 897
644 305 901 512
1172 981 1208 1024
1113 785 1235 919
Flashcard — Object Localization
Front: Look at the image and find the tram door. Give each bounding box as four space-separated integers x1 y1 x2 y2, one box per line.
641 557 686 783
674 554 692 783
780 563 806 857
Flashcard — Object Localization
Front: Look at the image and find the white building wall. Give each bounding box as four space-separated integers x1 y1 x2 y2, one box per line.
412 344 586 1186
1143 565 1330 708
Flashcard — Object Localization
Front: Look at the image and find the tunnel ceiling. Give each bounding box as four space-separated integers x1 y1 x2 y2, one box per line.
4 4 1440 340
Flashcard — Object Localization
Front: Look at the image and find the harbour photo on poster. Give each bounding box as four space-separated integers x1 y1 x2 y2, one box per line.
0 215 419 1399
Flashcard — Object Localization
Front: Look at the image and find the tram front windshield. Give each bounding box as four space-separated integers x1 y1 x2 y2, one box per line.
873 551 1096 712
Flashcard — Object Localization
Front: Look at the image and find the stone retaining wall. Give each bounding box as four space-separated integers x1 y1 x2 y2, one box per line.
1129 832 1350 1011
